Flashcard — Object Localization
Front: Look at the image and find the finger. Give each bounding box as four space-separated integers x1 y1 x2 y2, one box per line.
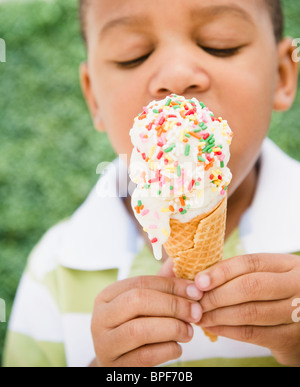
114 342 183 367
158 258 175 277
107 317 193 360
98 275 202 303
195 254 297 291
201 323 298 352
201 272 295 312
200 299 294 327
98 288 203 328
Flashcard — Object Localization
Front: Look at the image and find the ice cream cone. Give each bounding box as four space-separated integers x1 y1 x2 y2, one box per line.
164 196 228 341
129 95 233 342
164 196 227 280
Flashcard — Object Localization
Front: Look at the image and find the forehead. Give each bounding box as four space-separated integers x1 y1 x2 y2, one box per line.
86 0 268 38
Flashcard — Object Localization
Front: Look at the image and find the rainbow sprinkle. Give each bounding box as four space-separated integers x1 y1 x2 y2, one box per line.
130 94 233 258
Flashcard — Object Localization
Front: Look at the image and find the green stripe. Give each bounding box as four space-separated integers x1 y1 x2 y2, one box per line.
129 244 161 278
27 264 119 315
167 356 284 367
223 228 245 260
3 331 66 367
56 267 118 314
128 229 244 280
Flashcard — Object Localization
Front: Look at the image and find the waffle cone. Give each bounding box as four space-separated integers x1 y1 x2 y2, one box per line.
164 196 228 342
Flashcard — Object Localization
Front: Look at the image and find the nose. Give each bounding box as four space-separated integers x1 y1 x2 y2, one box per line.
148 47 211 98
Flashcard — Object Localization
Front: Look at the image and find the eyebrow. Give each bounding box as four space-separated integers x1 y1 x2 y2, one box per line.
191 4 255 24
99 16 150 41
99 4 254 42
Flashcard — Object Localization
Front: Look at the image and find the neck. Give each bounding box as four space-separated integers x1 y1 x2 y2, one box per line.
226 161 260 239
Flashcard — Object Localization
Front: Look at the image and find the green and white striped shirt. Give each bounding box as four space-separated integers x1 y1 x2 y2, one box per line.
3 139 300 367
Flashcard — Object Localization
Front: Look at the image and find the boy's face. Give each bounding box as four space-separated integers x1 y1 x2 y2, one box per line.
81 0 295 195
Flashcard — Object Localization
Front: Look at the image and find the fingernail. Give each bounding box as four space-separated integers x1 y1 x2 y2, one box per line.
187 324 194 338
191 303 202 322
196 274 211 290
186 284 202 300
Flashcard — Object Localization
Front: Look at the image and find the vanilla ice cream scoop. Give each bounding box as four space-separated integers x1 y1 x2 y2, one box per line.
129 95 233 260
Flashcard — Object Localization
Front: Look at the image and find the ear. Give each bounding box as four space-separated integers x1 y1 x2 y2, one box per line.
79 62 105 132
273 38 299 112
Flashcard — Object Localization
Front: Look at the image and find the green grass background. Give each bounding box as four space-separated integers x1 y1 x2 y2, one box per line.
0 0 299 365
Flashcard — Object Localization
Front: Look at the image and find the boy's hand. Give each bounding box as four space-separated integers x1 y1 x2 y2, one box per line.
91 275 203 367
194 253 300 367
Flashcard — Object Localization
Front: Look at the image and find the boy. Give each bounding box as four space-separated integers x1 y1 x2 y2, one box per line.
3 0 300 367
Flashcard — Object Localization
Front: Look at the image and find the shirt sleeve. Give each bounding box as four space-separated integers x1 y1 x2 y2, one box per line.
3 223 69 367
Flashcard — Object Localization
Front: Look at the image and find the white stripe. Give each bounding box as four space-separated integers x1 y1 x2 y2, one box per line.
28 222 68 281
180 326 271 362
62 314 94 367
8 273 64 342
240 139 300 255
61 315 271 367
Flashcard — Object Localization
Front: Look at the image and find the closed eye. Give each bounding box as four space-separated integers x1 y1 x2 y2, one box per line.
116 52 152 69
200 46 243 57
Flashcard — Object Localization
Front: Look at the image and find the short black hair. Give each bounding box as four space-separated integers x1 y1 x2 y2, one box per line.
79 0 89 44
79 0 284 44
265 0 284 42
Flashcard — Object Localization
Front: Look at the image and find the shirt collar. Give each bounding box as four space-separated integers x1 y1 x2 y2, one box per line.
239 138 300 254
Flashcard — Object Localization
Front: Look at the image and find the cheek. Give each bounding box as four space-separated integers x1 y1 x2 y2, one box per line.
226 94 272 195
103 104 134 159
216 55 276 193
90 64 145 158
228 128 264 195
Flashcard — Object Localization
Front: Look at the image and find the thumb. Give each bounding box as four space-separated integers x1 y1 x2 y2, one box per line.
157 258 175 277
